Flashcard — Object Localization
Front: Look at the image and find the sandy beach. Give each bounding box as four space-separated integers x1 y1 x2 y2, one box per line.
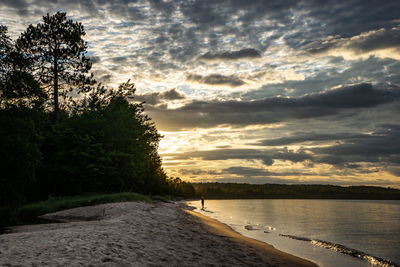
0 201 316 266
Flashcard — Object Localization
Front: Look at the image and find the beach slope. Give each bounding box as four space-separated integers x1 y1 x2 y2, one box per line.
0 202 316 266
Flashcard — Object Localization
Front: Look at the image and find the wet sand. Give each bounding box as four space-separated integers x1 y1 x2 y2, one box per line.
0 201 317 266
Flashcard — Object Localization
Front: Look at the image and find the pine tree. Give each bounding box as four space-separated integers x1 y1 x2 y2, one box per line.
18 12 95 121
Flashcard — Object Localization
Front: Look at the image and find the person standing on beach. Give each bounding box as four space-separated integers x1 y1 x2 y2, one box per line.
201 196 205 210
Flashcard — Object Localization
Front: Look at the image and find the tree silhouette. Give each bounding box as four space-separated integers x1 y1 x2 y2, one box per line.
0 25 46 108
18 12 94 121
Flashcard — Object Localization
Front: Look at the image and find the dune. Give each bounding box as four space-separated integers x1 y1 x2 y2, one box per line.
0 201 316 266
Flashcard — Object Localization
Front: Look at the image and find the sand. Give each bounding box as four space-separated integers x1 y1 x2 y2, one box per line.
0 201 317 266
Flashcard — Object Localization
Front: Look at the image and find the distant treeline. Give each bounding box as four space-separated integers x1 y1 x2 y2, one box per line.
193 183 400 200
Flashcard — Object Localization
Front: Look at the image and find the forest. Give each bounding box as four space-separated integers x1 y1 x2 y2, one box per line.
0 12 193 215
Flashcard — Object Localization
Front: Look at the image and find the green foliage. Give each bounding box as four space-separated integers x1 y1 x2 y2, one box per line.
0 192 152 228
18 192 151 220
193 183 400 200
38 81 168 196
0 107 45 206
0 25 47 207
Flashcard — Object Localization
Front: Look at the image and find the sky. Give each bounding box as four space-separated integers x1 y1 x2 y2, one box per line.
1 0 400 187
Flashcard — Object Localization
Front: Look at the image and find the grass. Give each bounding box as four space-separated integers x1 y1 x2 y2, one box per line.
18 192 152 220
0 192 177 230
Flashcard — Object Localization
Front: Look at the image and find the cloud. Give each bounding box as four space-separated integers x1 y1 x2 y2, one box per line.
302 0 400 38
388 167 400 177
310 124 400 166
165 148 313 166
255 132 368 146
99 74 112 83
249 124 400 169
240 57 400 101
147 83 400 130
110 56 128 64
221 166 306 177
0 0 27 9
179 169 220 176
167 124 400 175
135 88 185 105
89 55 101 64
307 28 400 59
199 48 261 60
186 73 245 87
301 83 398 108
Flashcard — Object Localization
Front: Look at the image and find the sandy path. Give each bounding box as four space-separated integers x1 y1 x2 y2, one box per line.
0 202 316 266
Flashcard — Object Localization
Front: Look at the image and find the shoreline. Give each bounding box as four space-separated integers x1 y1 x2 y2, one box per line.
184 208 317 267
0 201 317 266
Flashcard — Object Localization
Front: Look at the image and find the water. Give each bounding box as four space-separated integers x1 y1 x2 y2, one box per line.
187 199 400 267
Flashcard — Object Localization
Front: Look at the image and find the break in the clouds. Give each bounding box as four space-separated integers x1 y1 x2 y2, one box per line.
1 0 400 187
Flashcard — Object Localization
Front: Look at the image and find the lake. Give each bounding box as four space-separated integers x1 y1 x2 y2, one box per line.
187 199 400 267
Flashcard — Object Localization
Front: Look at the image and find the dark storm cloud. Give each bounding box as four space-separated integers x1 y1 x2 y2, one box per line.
135 88 185 105
165 148 312 166
186 73 245 87
147 83 400 130
199 48 261 61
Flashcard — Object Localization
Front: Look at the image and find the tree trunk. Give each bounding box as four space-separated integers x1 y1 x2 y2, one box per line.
53 58 59 122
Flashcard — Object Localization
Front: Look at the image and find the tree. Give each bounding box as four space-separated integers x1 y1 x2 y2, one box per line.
18 12 94 121
1 25 47 109
38 80 168 196
0 25 46 206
